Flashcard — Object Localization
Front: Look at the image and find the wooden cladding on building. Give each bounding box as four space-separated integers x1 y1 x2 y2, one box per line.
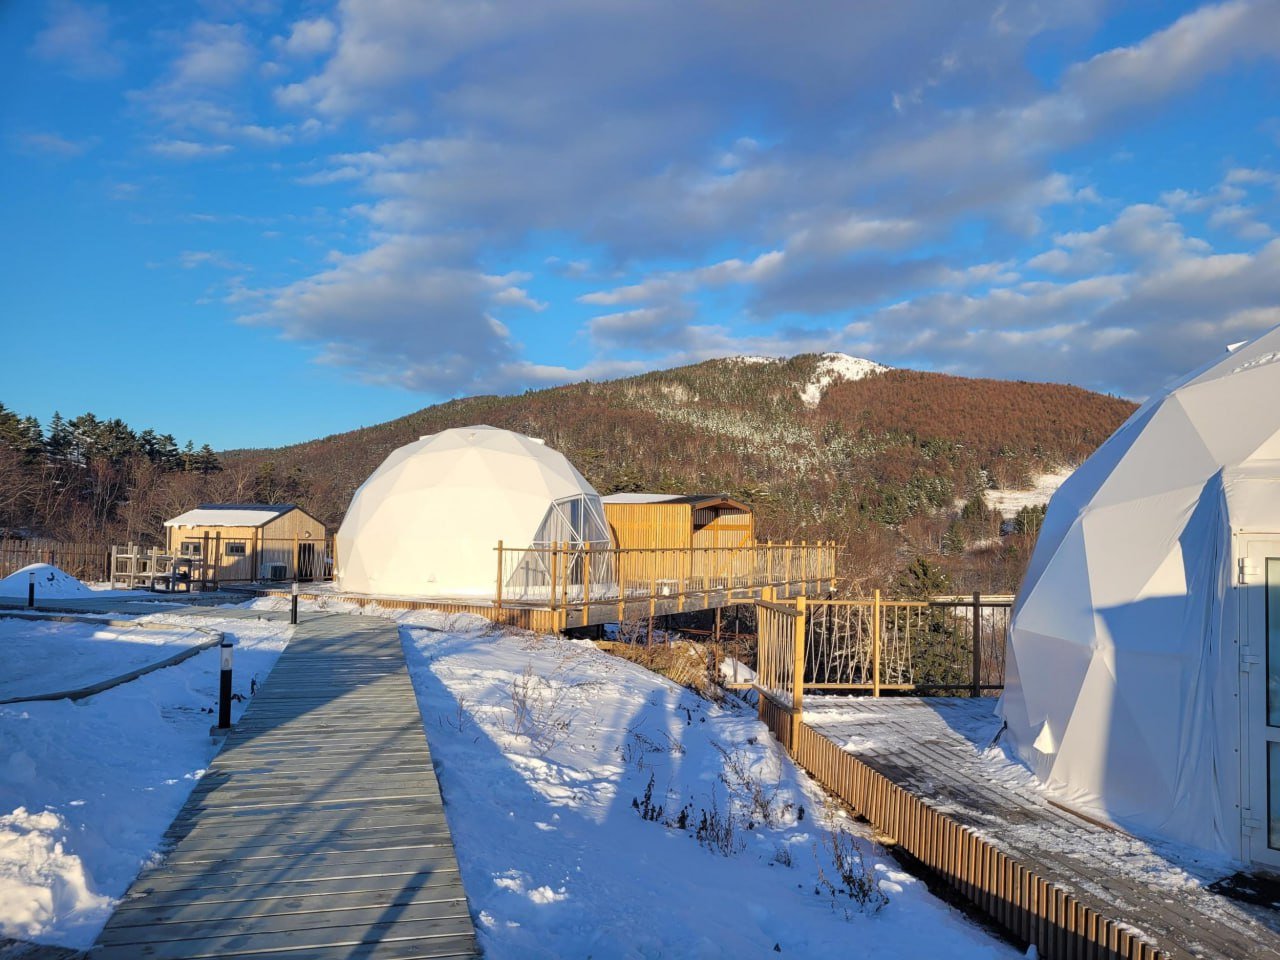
165 507 327 582
604 495 756 588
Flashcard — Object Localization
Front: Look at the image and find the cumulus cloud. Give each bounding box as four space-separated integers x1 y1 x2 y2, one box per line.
171 22 255 87
237 0 1280 397
280 18 336 57
30 1 122 78
238 235 544 394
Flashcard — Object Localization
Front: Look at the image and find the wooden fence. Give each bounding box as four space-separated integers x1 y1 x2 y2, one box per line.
753 593 1166 959
0 539 112 583
755 591 1010 699
785 723 1167 960
495 541 838 618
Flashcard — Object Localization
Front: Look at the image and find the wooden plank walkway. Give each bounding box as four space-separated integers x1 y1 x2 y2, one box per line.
88 612 480 960
802 697 1280 960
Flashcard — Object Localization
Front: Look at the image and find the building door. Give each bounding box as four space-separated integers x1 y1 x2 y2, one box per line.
297 542 316 582
1240 538 1280 869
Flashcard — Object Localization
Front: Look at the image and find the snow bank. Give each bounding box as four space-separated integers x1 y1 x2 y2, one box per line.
0 610 292 948
983 467 1076 520
401 625 1015 959
799 353 888 407
0 618 210 702
0 565 93 601
0 808 112 945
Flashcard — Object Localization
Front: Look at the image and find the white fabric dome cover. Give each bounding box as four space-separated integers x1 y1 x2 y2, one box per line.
1001 325 1280 857
336 426 610 597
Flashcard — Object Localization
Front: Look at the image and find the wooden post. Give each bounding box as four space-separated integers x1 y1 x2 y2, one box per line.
872 588 882 697
495 540 504 613
766 540 773 588
829 540 837 596
215 532 223 588
971 591 982 698
792 595 807 746
549 542 559 613
582 541 591 626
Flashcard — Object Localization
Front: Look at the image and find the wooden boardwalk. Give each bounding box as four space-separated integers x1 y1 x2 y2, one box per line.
800 697 1280 960
89 612 480 960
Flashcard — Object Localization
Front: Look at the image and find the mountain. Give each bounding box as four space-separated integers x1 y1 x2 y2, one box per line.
225 354 1136 593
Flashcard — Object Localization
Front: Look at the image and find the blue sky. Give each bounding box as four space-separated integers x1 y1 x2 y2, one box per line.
2 1 1279 449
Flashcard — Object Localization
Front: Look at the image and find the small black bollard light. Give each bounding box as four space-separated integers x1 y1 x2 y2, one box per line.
27 571 35 609
217 633 233 729
290 580 299 625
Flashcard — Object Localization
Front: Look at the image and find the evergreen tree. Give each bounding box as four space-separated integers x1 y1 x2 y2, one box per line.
18 417 43 464
193 444 221 474
155 433 183 471
45 411 73 462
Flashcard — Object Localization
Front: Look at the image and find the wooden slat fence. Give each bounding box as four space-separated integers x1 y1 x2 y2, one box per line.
753 594 1168 959
0 538 112 582
787 722 1166 960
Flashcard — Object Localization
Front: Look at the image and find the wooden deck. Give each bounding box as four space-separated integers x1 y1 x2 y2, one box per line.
89 612 480 960
789 697 1280 960
243 580 825 631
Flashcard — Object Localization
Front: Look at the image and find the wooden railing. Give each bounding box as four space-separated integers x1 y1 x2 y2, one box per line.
753 595 1168 960
755 591 1010 706
495 541 838 622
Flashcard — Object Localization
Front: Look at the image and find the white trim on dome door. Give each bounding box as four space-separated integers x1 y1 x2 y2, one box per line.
1240 538 1280 870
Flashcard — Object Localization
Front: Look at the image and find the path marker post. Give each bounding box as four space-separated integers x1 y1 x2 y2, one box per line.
27 571 35 609
218 633 233 729
290 581 300 625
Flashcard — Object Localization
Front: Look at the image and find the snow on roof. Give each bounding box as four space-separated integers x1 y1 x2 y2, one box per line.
798 353 888 407
164 504 295 528
600 493 684 504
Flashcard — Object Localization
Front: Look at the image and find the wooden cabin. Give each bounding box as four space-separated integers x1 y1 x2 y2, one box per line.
164 504 327 582
603 493 755 550
602 493 755 588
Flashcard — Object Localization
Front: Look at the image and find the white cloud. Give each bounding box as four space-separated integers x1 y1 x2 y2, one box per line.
280 18 336 57
241 1 1280 396
239 235 543 394
149 139 234 159
30 1 122 78
13 131 94 157
172 22 255 88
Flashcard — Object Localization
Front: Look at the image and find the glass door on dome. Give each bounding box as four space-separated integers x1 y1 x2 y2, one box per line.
1241 544 1280 868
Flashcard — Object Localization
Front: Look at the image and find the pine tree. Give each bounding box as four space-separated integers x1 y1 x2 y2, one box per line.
193 444 221 474
45 411 73 462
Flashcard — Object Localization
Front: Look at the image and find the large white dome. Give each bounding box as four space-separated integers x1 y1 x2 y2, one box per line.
1001 324 1280 859
335 426 610 597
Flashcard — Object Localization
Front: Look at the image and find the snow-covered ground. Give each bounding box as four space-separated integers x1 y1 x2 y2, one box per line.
400 620 1017 959
0 609 292 949
983 466 1076 519
798 353 889 407
0 618 208 701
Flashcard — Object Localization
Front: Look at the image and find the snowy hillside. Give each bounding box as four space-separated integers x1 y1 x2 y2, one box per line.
983 466 1076 519
722 352 890 407
798 353 890 407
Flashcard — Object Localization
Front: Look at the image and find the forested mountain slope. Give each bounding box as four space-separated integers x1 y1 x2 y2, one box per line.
222 354 1135 591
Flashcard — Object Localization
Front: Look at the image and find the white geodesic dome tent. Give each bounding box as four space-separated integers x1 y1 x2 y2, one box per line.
1000 324 1280 864
335 426 611 597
